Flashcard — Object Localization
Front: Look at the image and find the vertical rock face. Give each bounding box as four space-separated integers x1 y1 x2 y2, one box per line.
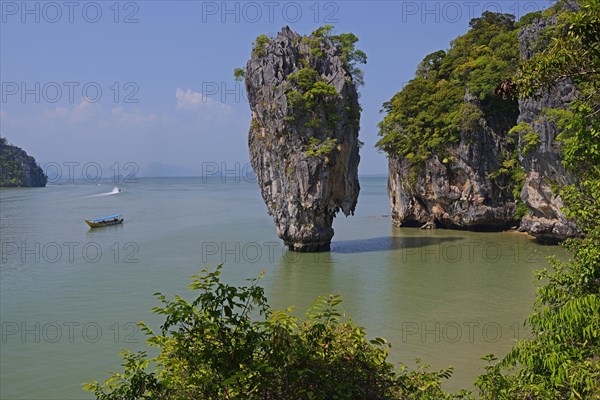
245 27 361 252
517 11 579 244
388 92 518 230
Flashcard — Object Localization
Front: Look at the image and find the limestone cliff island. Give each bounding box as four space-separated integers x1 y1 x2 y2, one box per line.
240 26 366 252
377 6 580 244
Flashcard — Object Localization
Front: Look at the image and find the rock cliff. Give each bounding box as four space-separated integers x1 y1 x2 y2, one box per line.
382 8 581 243
0 137 47 187
516 10 579 244
387 90 518 230
244 27 362 252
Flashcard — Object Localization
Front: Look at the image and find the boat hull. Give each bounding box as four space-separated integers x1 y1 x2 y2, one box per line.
85 219 124 228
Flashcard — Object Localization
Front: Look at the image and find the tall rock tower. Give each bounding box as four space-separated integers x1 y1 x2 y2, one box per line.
244 27 363 252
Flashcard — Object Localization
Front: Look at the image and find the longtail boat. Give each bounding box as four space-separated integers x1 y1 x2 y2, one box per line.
85 214 124 228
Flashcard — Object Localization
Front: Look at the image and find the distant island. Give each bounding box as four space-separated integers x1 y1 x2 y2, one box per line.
0 137 47 187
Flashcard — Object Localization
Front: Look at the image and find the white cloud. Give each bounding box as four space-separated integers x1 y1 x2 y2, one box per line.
175 88 231 112
41 100 97 122
42 106 69 118
111 107 165 125
175 88 202 110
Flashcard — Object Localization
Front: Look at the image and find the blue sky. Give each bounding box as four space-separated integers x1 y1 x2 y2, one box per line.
1 0 555 177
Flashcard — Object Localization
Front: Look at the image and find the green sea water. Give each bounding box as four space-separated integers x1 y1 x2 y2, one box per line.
0 177 566 398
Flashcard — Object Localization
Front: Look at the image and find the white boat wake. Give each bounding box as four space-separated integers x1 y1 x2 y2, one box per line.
90 187 122 197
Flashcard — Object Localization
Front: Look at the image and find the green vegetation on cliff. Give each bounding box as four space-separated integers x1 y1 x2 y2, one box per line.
241 26 366 158
376 12 520 163
284 25 366 133
0 137 47 187
251 34 271 57
284 66 340 130
239 26 366 136
302 25 367 86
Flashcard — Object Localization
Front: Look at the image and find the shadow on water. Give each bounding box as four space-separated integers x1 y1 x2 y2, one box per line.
331 235 462 254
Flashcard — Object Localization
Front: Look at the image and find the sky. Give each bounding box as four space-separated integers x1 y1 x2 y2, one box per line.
1 0 556 178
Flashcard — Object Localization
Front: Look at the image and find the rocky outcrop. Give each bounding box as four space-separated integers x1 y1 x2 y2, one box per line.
0 137 47 187
388 91 518 231
245 27 361 252
385 6 581 242
516 9 579 244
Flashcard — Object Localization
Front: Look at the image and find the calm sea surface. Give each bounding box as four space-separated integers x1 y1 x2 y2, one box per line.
0 177 566 398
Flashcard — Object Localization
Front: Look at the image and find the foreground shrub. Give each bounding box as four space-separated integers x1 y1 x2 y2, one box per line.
85 265 467 400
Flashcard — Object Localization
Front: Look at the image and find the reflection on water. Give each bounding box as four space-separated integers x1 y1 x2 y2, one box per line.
0 178 567 398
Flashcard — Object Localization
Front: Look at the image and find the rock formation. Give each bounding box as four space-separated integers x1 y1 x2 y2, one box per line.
245 27 362 252
516 10 579 244
387 90 518 231
0 137 47 187
383 7 581 243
